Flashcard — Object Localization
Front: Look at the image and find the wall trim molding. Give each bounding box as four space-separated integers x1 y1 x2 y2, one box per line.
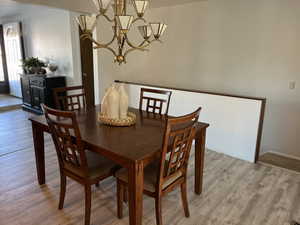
115 80 267 101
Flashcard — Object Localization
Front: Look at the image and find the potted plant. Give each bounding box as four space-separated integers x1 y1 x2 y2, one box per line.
48 63 58 74
22 57 46 74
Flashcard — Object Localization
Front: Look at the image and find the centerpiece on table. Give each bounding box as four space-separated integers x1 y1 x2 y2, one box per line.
98 84 136 127
22 57 47 75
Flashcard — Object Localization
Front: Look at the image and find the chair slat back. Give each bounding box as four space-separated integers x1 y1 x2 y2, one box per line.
139 88 172 115
42 104 89 176
53 86 86 111
158 107 201 188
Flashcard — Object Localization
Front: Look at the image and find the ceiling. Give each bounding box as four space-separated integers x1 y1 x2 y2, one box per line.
12 0 98 13
0 0 26 19
0 0 206 20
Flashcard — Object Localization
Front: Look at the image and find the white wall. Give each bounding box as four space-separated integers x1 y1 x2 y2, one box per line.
0 5 82 85
126 83 263 162
97 0 300 159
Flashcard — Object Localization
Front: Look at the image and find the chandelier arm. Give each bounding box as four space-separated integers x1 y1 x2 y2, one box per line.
85 31 117 48
94 44 118 57
138 39 152 48
101 14 115 23
88 34 117 57
103 34 117 47
131 17 147 25
125 34 148 51
138 38 161 48
124 46 149 59
138 40 146 47
79 16 117 47
81 33 117 46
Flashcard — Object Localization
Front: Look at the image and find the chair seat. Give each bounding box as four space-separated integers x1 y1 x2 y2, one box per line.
115 161 183 193
65 150 117 180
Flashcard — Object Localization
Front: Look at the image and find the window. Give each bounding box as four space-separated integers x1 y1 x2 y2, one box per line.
0 47 4 82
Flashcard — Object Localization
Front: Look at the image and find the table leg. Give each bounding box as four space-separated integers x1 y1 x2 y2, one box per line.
32 122 45 185
128 162 144 225
194 129 206 195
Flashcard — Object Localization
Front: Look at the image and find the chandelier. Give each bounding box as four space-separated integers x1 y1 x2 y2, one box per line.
76 0 167 65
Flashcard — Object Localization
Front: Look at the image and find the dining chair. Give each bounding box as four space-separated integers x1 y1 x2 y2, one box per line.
139 88 172 115
53 85 86 111
115 107 201 225
42 104 118 225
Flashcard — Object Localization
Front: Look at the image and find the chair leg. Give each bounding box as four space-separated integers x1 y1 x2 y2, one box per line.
58 174 66 210
180 181 190 218
84 185 92 225
117 179 124 219
155 195 163 225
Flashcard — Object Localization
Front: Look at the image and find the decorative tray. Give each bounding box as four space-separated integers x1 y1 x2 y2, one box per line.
98 112 136 127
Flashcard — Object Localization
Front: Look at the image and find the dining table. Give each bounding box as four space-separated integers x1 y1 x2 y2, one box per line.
29 106 209 225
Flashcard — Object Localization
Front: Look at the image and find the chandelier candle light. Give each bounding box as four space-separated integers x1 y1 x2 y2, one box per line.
76 0 167 65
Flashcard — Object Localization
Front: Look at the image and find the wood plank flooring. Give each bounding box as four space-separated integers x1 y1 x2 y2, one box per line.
1 109 300 225
0 109 51 156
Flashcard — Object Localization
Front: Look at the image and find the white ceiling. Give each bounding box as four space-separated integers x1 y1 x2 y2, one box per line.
13 0 98 13
0 0 206 20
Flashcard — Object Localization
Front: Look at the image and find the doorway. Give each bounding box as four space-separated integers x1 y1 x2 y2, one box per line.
0 23 23 110
0 25 9 94
3 22 24 98
80 29 95 108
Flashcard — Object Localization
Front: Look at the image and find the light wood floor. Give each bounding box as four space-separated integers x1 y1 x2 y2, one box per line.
1 109 300 225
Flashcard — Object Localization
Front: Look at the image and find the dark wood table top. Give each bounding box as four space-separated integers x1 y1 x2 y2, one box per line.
29 106 209 163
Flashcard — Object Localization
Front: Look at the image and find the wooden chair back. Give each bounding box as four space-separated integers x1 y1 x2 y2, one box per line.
42 104 89 176
53 85 86 111
158 107 201 190
139 88 172 115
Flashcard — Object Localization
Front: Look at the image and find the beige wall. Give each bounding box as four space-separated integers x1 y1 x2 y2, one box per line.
97 0 300 158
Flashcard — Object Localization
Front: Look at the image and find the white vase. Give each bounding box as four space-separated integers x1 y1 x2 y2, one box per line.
119 84 129 119
100 86 112 116
107 85 120 119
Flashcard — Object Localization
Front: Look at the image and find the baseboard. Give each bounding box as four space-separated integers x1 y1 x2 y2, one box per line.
0 93 22 99
8 95 22 99
0 104 21 112
260 151 300 161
